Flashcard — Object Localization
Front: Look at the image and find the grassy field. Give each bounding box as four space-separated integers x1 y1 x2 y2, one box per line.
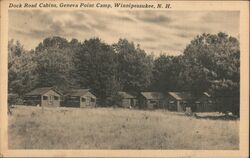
8 106 239 149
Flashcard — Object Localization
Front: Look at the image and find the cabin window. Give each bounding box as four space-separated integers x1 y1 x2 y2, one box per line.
54 96 59 100
91 98 95 102
81 98 86 102
150 100 156 104
43 96 48 100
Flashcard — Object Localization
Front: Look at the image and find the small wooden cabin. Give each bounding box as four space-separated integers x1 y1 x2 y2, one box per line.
213 95 239 114
64 89 96 108
24 87 62 107
194 92 214 112
166 92 193 112
139 92 165 109
117 91 137 108
8 93 18 106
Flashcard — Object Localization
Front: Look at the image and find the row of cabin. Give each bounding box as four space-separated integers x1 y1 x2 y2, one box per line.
118 91 215 112
22 87 215 112
24 87 96 108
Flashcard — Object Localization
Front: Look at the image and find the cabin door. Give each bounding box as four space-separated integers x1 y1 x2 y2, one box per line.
49 95 53 105
86 97 90 106
131 99 134 107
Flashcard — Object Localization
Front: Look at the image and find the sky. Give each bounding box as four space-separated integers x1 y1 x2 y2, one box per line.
9 10 239 56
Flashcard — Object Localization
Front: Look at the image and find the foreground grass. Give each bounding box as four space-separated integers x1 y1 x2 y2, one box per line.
8 106 239 149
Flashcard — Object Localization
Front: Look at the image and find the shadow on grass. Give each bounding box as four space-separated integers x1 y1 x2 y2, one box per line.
194 114 239 121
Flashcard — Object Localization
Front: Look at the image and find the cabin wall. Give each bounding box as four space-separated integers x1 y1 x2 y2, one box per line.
138 95 167 110
120 98 131 108
24 95 41 106
119 98 137 108
131 98 137 107
80 92 96 107
168 102 177 111
195 96 214 112
41 90 61 107
196 103 214 112
138 96 147 109
146 99 162 109
165 96 178 111
64 92 96 108
64 96 80 107
177 101 186 112
165 95 189 112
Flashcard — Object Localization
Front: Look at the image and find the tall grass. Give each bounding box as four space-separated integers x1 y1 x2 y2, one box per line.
8 106 239 149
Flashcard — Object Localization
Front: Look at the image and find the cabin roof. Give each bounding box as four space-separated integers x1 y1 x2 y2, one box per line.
118 91 136 99
25 87 62 96
65 89 95 97
141 92 164 100
168 92 193 101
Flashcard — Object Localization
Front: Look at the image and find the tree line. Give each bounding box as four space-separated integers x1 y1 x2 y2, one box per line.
8 32 240 115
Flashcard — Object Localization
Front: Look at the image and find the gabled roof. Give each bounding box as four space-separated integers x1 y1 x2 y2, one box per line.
65 89 95 97
25 87 62 96
168 92 193 101
118 91 136 99
141 92 164 100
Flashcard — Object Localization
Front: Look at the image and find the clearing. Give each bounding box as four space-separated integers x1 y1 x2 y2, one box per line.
8 106 239 149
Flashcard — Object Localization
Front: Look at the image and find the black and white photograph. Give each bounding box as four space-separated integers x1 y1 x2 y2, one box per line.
1 0 249 157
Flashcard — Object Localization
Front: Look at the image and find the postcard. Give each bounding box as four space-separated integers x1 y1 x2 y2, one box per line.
0 0 249 157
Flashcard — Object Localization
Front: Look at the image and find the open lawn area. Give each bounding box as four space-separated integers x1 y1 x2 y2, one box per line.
8 106 239 149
